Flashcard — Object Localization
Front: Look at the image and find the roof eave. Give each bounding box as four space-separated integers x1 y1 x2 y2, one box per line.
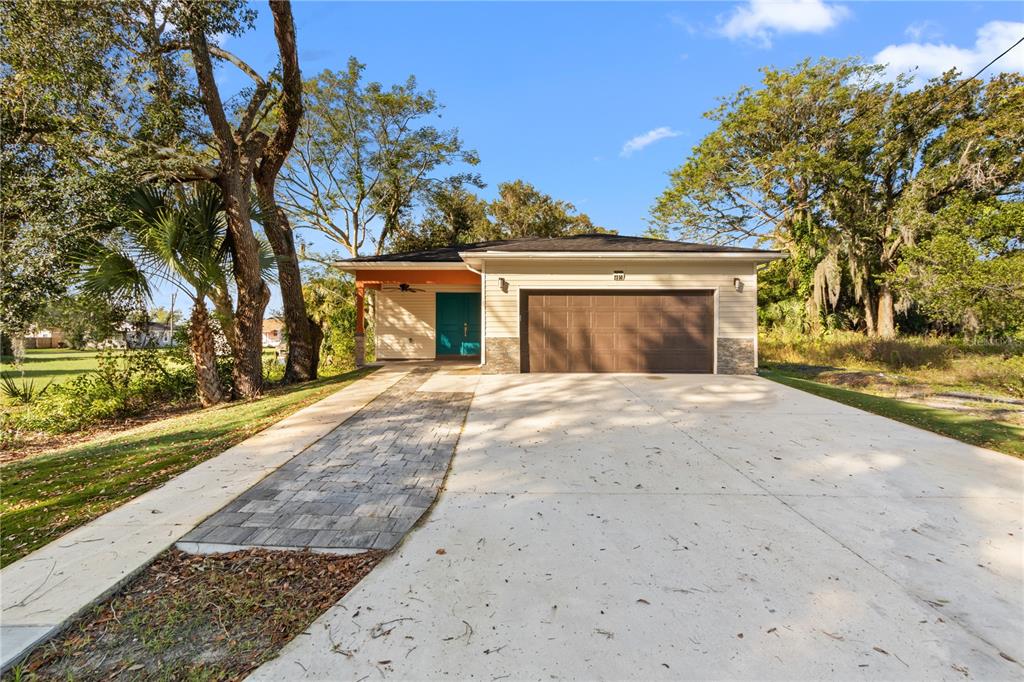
460 251 786 262
333 261 471 271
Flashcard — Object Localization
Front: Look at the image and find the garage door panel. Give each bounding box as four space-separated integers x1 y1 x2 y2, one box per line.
635 296 663 310
567 331 592 350
589 351 618 373
639 310 666 328
592 331 618 351
647 351 703 372
618 334 640 351
522 290 714 374
569 310 592 331
544 328 568 351
542 295 569 309
614 310 640 327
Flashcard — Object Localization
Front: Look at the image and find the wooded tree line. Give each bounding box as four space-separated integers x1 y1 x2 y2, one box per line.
651 59 1024 338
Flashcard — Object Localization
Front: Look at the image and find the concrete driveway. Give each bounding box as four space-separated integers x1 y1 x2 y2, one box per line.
252 374 1023 681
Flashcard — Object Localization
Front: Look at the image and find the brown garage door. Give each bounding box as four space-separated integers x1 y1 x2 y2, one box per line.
520 290 714 373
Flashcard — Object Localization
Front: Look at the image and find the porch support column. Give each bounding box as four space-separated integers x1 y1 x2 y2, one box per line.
354 283 366 367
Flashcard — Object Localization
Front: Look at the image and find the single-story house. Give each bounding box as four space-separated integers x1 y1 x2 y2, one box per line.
336 234 784 374
101 321 174 349
262 318 285 347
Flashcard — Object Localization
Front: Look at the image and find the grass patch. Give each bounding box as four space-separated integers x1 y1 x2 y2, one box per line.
762 368 1024 458
1 349 104 388
6 548 384 681
0 367 376 567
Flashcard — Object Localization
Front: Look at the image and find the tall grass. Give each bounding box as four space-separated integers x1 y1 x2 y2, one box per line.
760 330 1024 398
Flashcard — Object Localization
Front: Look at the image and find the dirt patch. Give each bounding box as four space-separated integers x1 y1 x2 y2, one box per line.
7 548 384 681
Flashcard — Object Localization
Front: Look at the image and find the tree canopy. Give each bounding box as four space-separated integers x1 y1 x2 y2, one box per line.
385 180 614 254
651 58 1024 338
280 58 480 257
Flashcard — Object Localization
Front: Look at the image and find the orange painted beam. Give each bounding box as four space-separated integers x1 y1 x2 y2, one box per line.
354 269 481 286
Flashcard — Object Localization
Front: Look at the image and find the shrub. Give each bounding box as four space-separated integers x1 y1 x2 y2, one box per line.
0 373 52 404
9 349 196 435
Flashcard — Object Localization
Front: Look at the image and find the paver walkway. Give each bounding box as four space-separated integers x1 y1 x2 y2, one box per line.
179 368 474 553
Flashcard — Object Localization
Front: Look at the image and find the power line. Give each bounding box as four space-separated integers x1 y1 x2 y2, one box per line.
837 32 1024 152
920 32 1024 118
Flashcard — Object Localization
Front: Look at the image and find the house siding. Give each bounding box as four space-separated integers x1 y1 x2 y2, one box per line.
375 283 480 360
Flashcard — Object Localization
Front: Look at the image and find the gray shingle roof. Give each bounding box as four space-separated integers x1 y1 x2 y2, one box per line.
341 234 779 263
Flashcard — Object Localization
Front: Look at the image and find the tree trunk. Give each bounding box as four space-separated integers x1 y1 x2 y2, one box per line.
252 0 317 383
863 290 877 336
221 172 269 398
189 25 268 399
257 181 318 382
876 283 896 338
189 301 223 407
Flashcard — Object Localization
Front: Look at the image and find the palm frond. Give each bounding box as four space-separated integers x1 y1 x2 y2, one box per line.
73 237 152 301
257 237 279 285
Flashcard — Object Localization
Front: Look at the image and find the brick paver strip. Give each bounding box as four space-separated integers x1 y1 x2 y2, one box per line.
181 369 473 551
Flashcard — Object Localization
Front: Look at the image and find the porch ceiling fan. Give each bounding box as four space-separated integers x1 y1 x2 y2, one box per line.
394 282 425 293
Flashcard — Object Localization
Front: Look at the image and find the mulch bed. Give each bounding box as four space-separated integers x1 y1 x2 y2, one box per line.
7 548 384 681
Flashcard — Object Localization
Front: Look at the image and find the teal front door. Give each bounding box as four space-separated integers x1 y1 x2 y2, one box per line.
435 292 481 357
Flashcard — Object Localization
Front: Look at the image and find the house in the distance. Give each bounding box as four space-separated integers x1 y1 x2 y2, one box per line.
262 318 285 347
102 321 174 349
336 233 784 374
23 327 66 349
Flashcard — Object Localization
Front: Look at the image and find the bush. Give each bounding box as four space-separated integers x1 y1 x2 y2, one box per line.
8 349 196 435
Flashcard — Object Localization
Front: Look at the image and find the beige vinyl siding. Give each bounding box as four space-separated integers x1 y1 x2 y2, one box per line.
375 284 479 359
483 259 757 339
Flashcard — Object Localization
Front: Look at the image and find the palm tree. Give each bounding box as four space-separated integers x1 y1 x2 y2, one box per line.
78 184 275 406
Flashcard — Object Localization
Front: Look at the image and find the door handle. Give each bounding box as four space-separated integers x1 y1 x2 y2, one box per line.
463 321 468 336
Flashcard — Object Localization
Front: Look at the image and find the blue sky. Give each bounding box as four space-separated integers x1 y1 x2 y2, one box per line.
158 1 1024 313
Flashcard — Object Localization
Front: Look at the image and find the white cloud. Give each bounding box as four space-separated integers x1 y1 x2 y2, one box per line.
719 0 849 47
620 127 682 157
904 20 942 42
874 20 1024 82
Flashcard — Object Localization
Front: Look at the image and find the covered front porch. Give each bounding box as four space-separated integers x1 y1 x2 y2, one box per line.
346 265 483 367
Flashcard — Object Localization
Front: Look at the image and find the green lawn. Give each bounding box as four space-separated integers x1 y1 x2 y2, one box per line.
0 367 376 567
1 349 103 387
761 368 1024 459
